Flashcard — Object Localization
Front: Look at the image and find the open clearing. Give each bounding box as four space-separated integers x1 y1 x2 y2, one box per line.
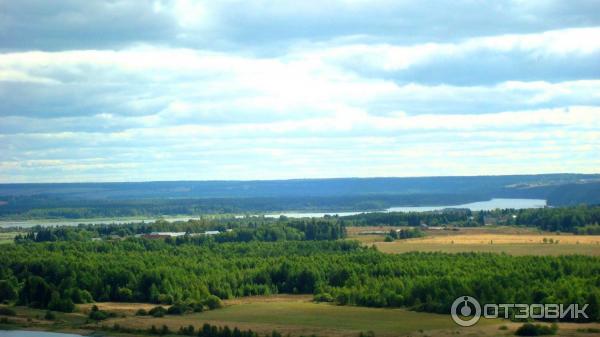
0 232 17 244
348 226 600 256
104 300 461 336
4 297 600 337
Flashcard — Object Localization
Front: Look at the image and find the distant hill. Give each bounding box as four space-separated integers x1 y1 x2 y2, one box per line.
1 173 598 200
0 174 598 219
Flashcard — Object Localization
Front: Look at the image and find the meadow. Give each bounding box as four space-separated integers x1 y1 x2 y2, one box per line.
5 297 600 337
348 226 600 256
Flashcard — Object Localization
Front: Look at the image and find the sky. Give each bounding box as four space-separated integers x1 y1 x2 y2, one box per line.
0 1 599 183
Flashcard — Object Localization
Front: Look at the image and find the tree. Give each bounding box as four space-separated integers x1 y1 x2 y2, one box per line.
0 280 17 302
19 276 52 308
48 291 75 312
204 295 223 310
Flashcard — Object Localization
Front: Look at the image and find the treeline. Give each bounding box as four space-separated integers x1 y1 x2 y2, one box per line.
10 205 600 244
386 228 424 241
0 240 598 322
344 205 600 234
512 206 600 233
13 218 346 243
343 209 476 227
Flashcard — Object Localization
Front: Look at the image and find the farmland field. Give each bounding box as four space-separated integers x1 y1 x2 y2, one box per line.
348 226 600 256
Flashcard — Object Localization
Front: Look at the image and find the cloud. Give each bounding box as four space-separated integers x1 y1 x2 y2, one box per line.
1 30 599 122
2 1 600 52
0 1 599 182
0 0 178 51
302 27 600 85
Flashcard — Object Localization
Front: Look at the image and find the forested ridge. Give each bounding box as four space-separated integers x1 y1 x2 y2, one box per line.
1 174 599 220
0 239 598 322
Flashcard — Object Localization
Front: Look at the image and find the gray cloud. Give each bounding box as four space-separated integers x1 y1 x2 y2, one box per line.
2 1 600 52
382 50 600 86
1 1 599 181
0 0 177 51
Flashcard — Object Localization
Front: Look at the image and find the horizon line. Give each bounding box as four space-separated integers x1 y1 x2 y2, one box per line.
0 172 598 185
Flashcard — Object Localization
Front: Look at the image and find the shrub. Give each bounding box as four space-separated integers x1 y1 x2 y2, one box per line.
88 304 115 321
149 306 167 317
203 295 223 310
44 310 56 320
135 308 148 316
314 293 334 302
167 303 190 315
191 302 204 312
515 323 558 336
89 309 109 321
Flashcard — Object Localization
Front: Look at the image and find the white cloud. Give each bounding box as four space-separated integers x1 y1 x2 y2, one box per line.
296 27 600 72
0 3 599 181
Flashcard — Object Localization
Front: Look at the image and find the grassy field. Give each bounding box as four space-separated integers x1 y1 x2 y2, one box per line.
3 296 600 337
348 226 600 256
105 300 460 336
0 232 17 244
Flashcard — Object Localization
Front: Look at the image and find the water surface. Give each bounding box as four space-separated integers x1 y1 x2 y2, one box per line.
266 198 547 218
0 331 82 337
0 198 547 227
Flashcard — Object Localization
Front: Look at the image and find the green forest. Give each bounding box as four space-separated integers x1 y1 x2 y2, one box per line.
1 205 599 330
0 239 598 322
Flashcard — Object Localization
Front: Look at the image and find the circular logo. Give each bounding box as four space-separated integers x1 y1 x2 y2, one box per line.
451 296 481 327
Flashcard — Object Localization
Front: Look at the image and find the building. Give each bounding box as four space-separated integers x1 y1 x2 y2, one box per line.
142 232 187 239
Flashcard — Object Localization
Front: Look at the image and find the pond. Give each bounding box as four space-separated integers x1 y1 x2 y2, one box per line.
0 331 83 337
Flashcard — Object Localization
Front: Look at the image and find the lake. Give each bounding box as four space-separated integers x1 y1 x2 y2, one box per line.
265 198 547 218
0 198 546 227
0 331 82 337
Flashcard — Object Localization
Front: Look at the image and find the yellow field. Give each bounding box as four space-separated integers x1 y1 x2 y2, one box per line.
375 242 600 256
406 233 600 245
348 226 600 256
